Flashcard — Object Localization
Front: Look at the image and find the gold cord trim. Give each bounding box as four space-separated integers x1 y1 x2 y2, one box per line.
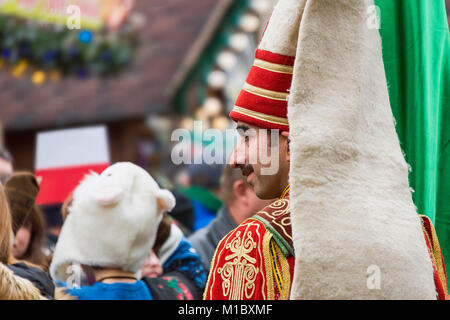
263 232 275 300
254 58 294 74
232 106 289 126
420 215 449 299
280 185 290 199
277 243 291 300
243 82 289 101
270 241 283 294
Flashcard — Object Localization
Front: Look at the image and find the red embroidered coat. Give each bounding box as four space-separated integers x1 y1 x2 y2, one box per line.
204 190 449 300
204 188 294 300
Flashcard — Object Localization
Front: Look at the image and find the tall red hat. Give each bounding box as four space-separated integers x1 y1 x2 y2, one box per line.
229 1 303 132
229 48 293 132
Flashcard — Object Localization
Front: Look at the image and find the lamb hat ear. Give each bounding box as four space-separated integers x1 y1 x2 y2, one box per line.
156 189 176 212
93 186 124 207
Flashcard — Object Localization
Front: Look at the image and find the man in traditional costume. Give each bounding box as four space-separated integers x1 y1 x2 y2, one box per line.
204 0 449 300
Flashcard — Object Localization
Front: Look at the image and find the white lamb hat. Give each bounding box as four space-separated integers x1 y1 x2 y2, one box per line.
50 162 175 282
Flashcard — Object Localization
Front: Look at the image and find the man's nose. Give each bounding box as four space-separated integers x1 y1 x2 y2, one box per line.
228 142 246 168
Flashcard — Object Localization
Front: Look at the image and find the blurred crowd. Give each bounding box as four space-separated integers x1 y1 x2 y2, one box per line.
0 146 271 300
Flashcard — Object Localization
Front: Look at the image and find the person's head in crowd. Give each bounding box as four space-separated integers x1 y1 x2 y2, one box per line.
12 205 48 271
4 172 40 235
40 203 64 258
141 250 163 278
174 169 190 187
0 148 14 184
187 163 223 195
0 184 12 264
141 212 174 278
220 165 274 225
168 190 194 234
183 164 223 231
41 204 64 237
61 194 73 223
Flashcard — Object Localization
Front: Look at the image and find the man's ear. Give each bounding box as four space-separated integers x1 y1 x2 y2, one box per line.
156 189 176 212
281 131 290 162
233 180 249 205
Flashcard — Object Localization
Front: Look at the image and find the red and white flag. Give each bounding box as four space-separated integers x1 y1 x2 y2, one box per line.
35 126 110 205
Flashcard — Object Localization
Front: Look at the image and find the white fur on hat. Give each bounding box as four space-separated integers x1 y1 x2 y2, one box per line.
260 0 437 299
50 162 175 282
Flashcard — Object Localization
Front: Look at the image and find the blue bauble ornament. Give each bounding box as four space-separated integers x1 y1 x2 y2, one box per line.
79 30 93 44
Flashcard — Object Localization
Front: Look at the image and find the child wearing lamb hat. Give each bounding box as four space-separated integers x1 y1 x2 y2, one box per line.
50 162 206 300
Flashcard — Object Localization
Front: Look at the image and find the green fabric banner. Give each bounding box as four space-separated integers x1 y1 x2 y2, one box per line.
376 0 450 283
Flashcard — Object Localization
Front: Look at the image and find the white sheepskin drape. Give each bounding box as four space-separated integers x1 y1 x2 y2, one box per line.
262 0 438 299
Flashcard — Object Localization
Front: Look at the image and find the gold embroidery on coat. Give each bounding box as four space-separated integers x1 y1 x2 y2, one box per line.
204 230 229 299
217 226 260 299
263 232 275 300
258 199 292 242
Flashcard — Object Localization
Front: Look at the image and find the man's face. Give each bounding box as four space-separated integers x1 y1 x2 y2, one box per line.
0 158 13 184
229 121 289 199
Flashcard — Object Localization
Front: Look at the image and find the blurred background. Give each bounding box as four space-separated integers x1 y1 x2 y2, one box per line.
0 0 279 246
0 0 277 174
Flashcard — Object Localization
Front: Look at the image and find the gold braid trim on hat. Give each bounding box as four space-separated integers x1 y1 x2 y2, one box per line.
243 82 289 101
254 58 294 74
232 106 289 126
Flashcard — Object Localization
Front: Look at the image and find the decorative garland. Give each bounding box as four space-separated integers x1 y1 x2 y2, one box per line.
0 14 139 81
